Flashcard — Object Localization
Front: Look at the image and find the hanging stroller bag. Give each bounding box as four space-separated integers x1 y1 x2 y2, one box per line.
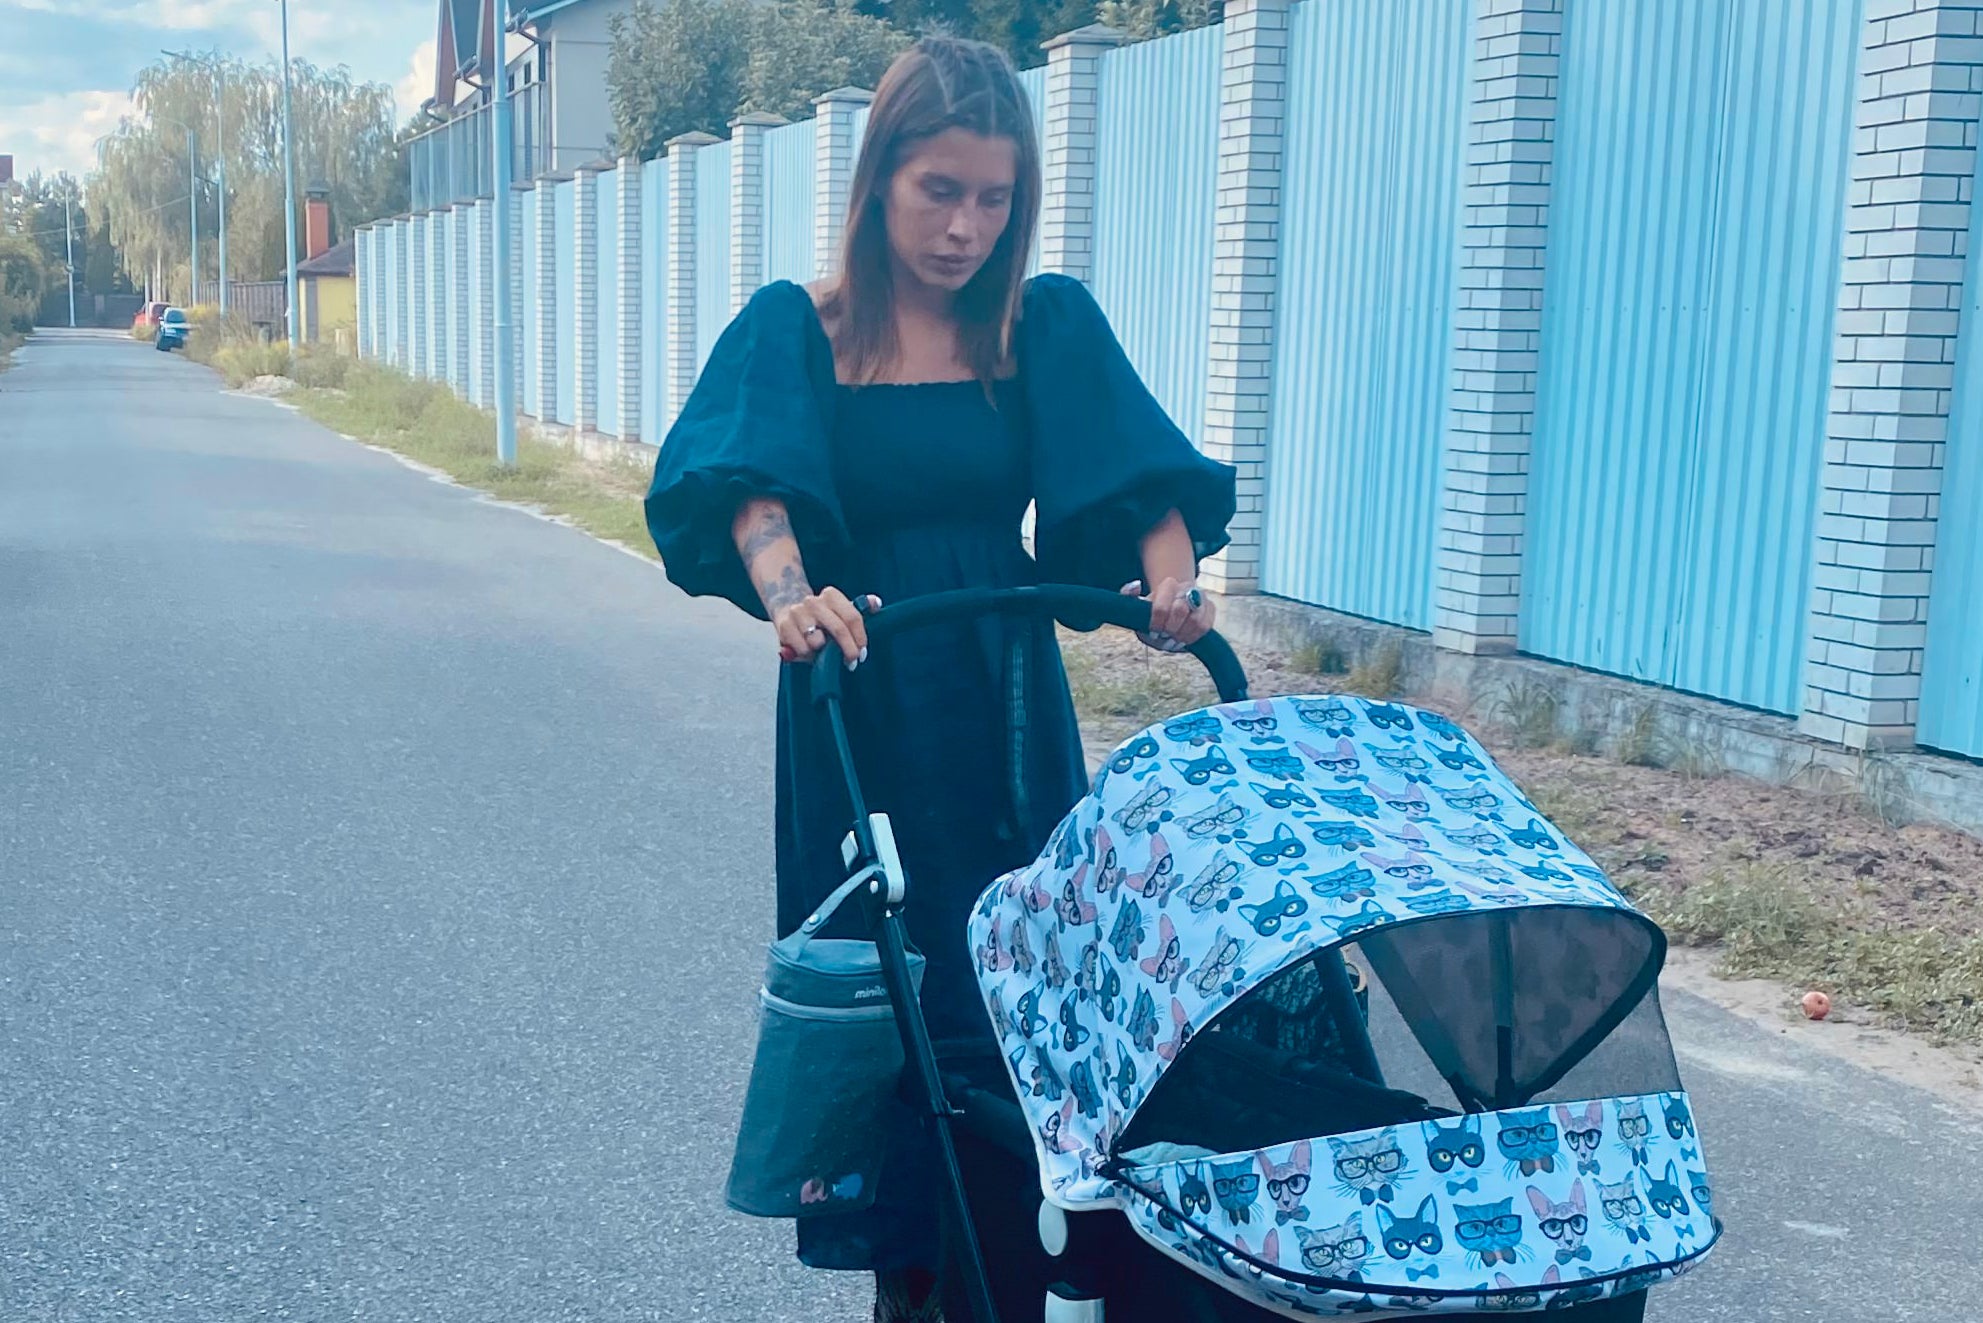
727 871 928 1218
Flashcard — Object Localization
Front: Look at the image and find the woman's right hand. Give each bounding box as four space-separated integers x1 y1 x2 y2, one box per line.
774 589 881 666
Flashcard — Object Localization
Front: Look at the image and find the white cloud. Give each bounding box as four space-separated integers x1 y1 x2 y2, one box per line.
0 88 139 180
396 39 440 123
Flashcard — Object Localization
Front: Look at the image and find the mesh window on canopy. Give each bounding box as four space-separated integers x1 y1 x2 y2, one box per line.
1117 908 1680 1156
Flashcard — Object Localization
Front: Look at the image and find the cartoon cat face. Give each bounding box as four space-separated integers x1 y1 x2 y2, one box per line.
1645 1161 1691 1220
1211 1156 1261 1225
1294 1212 1368 1279
1453 1197 1524 1268
1596 1175 1651 1245
1498 1107 1561 1176
1329 1131 1408 1205
1661 1093 1696 1142
1178 1163 1212 1217
1424 1115 1485 1175
1688 1169 1713 1215
1528 1181 1589 1266
1557 1102 1603 1175
1259 1141 1312 1224
1375 1195 1442 1260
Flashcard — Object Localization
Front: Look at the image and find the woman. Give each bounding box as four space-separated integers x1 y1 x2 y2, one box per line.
644 35 1236 1321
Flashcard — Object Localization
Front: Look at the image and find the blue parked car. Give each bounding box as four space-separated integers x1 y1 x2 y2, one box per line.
155 307 190 352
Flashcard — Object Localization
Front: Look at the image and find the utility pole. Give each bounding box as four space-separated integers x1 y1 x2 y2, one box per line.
491 16 517 466
279 0 300 348
64 191 76 327
217 60 228 313
188 126 199 305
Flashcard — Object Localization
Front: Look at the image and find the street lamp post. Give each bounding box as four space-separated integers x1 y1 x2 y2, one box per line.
64 191 76 328
491 16 516 465
278 0 300 348
187 126 199 305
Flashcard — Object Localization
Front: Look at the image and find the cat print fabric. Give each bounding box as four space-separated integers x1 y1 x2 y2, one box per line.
969 696 1658 1206
1116 1093 1716 1317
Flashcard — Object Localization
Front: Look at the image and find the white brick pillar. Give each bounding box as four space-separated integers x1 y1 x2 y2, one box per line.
616 155 644 441
394 221 411 372
667 131 721 423
451 206 471 395
409 214 430 378
355 227 370 358
813 87 873 278
1801 1 1983 749
1434 0 1562 655
533 181 560 418
573 163 600 431
508 186 527 410
1199 0 1288 595
731 112 786 313
474 199 495 408
1040 24 1123 281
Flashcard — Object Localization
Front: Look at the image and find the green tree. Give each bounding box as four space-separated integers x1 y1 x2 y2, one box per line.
91 54 405 297
609 0 910 160
0 232 51 332
1095 0 1220 39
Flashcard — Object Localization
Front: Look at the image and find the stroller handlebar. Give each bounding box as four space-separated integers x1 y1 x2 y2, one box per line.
809 584 1251 706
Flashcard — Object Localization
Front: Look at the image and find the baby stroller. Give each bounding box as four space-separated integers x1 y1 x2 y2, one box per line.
806 586 1721 1322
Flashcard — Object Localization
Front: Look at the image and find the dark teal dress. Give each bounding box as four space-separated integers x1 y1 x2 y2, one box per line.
645 275 1236 1273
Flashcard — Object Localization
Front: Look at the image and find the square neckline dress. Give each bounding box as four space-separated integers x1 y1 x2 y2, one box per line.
645 276 1238 1273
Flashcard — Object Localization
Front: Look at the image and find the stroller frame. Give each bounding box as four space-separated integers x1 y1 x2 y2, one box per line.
808 585 1375 1323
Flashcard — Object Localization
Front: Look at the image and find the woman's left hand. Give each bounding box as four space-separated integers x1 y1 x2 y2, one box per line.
1120 578 1215 652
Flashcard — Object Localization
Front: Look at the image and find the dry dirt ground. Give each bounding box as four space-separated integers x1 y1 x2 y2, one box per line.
1059 624 1983 1077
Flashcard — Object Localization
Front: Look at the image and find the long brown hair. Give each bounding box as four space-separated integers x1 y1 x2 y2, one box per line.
823 36 1041 387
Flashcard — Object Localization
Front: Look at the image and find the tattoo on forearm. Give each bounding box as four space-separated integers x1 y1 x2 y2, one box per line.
758 562 811 614
738 505 793 568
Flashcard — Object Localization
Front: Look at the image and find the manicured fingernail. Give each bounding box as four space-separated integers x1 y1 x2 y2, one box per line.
858 647 869 663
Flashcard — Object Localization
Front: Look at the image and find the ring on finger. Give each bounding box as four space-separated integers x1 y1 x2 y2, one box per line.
804 624 822 636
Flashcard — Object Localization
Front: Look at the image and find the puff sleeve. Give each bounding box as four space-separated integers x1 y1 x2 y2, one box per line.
1016 274 1237 591
642 282 845 619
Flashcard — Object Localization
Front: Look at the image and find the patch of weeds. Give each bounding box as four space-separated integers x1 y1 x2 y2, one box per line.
1061 641 1207 726
1646 863 1983 1045
1555 726 1601 757
1343 641 1403 699
1291 638 1349 677
1662 727 1728 781
1615 703 1661 767
1490 676 1561 749
290 362 656 559
0 329 25 368
1855 748 1914 829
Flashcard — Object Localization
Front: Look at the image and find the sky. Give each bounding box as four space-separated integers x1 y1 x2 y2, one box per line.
0 0 439 182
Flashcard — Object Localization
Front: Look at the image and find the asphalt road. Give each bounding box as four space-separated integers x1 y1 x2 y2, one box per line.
3 331 1978 1322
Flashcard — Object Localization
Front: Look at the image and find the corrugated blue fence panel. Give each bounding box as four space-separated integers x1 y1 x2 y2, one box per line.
1018 65 1045 277
1919 139 1983 758
522 190 541 417
1262 0 1470 630
696 142 733 374
1523 0 1858 714
554 179 576 426
382 227 399 367
1092 25 1220 445
765 119 816 287
444 209 465 394
468 210 487 407
597 171 621 437
643 159 669 441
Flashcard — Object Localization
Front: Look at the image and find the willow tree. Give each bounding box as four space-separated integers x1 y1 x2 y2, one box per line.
91 55 407 298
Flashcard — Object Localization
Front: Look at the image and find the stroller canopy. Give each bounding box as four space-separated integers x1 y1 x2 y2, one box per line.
970 696 1714 1314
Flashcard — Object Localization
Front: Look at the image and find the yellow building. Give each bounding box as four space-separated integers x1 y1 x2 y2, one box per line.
295 238 354 344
